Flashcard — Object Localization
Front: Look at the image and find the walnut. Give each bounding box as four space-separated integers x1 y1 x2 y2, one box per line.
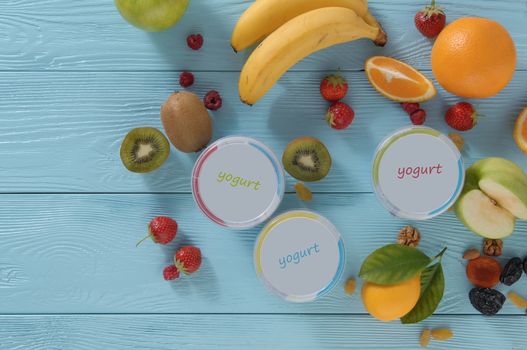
397 226 421 247
483 239 503 257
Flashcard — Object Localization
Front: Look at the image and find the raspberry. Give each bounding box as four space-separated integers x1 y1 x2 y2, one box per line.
204 90 222 111
163 265 180 281
410 109 427 125
401 102 420 114
187 34 204 50
179 71 194 88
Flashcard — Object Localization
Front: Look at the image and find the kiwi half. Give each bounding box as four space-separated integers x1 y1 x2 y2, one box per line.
120 127 170 173
282 137 332 182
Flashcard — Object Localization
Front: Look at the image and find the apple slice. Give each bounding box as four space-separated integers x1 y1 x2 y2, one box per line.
456 189 515 239
470 158 527 220
479 172 527 220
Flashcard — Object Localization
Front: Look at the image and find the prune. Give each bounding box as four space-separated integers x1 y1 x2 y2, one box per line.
500 257 523 286
523 257 527 275
469 288 506 316
466 256 501 288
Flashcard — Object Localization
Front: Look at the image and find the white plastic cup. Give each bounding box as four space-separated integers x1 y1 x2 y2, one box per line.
192 136 285 229
254 210 345 302
372 126 464 220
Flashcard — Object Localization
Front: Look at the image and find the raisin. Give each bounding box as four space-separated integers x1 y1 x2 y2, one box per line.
500 257 523 286
294 182 313 201
343 277 356 296
508 291 527 309
466 256 501 288
469 288 506 316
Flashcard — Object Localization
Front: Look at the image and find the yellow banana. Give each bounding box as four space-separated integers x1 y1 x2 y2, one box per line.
239 7 387 105
231 0 384 52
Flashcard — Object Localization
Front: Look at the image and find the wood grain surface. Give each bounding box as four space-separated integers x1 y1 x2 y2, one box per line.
1 314 526 350
0 71 526 193
0 0 525 71
0 193 526 314
2 0 527 348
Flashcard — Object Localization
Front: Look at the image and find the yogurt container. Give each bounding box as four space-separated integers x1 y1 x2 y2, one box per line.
372 126 464 220
192 136 285 229
254 210 345 302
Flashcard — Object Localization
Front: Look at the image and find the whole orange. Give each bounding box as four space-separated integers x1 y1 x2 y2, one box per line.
431 17 516 98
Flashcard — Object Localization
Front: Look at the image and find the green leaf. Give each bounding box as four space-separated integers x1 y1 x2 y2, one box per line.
359 244 431 285
401 263 445 324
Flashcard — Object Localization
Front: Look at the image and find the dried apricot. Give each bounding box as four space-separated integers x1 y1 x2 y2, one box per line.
431 328 453 341
419 329 431 348
294 182 313 201
466 256 501 288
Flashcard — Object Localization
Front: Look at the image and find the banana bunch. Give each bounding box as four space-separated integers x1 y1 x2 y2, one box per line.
232 0 387 105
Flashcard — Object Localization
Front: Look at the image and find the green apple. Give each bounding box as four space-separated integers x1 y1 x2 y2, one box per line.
115 0 190 32
472 158 527 219
455 157 527 238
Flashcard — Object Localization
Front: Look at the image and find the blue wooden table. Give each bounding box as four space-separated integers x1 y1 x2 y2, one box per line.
1 0 527 349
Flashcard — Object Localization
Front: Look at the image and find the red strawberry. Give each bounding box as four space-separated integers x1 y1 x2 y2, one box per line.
410 109 427 125
136 216 178 247
174 246 202 274
326 102 355 130
187 34 204 50
445 102 477 131
401 102 420 115
320 74 348 102
204 90 222 111
414 0 446 38
163 265 180 281
179 71 194 88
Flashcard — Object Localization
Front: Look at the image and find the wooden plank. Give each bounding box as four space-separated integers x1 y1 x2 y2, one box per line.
0 0 525 71
1 193 526 314
1 71 526 193
0 314 526 349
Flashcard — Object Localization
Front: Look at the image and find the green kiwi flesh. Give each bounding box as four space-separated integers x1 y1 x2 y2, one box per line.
120 127 170 173
282 137 332 182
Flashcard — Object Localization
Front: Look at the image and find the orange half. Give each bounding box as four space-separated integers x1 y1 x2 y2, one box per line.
514 107 527 155
365 56 437 103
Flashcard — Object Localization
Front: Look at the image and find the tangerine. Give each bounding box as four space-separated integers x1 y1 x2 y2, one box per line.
513 108 527 155
361 274 421 322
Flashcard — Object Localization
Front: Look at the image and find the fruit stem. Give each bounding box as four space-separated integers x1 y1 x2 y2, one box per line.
430 0 436 7
136 235 150 247
433 247 448 262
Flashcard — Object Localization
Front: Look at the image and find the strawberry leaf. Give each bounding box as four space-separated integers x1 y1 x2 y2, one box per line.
401 263 445 324
359 244 431 285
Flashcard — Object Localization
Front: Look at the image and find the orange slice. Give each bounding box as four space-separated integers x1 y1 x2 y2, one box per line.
365 56 437 102
514 107 527 155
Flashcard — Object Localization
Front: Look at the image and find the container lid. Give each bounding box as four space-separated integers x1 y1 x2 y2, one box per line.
372 126 464 220
192 136 285 229
254 210 345 302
